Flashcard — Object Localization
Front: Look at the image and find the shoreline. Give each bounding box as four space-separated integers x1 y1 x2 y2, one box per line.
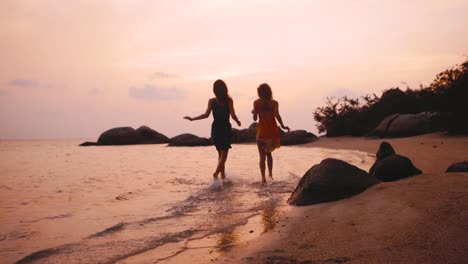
2 134 466 263
216 133 468 263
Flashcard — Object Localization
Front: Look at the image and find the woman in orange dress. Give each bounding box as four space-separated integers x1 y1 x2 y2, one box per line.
252 83 290 183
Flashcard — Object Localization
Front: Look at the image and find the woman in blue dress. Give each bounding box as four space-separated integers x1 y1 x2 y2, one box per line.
184 79 242 180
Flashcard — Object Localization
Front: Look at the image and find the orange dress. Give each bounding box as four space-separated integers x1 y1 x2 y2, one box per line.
254 99 280 153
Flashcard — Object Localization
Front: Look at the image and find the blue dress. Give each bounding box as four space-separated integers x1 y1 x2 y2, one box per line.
211 98 232 150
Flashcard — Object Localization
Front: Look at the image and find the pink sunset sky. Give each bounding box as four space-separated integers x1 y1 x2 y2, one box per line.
1 0 467 139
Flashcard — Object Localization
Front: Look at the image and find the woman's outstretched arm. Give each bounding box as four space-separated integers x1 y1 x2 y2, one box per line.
228 98 242 126
274 101 290 131
184 99 212 121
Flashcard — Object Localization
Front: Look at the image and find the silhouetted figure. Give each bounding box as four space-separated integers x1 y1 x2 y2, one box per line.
252 83 289 183
184 79 241 180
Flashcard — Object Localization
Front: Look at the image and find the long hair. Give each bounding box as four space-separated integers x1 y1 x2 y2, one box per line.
257 83 273 100
213 79 230 104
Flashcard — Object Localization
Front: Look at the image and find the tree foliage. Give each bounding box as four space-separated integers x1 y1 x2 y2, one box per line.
314 58 468 136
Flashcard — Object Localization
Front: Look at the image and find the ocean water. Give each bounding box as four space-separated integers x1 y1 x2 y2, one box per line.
0 140 374 263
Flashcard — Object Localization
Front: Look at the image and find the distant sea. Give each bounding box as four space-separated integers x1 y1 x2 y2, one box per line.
0 139 374 263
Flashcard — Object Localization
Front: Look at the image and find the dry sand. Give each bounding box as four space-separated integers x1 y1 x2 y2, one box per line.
217 133 468 263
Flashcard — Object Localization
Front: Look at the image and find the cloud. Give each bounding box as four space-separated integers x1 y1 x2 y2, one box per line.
128 85 185 100
149 71 182 80
8 79 40 87
0 90 9 96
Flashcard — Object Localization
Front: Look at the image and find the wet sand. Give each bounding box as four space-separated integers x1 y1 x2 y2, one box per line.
217 133 468 263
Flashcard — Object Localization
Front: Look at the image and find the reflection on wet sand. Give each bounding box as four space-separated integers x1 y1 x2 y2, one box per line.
261 203 279 233
212 191 240 253
214 193 281 253
216 228 238 252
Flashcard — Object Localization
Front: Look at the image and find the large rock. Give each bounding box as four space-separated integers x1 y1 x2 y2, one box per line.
368 114 400 138
231 128 256 143
280 130 318 145
79 141 98 146
446 161 468 172
231 122 257 143
168 133 212 147
135 126 169 144
80 126 169 146
231 123 318 146
97 127 144 145
375 141 395 160
248 122 258 130
288 158 379 206
369 112 439 138
369 142 422 181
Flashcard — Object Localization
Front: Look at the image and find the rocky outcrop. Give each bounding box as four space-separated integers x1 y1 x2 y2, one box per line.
369 112 440 138
231 128 250 143
135 126 170 144
368 114 400 138
97 127 144 145
248 122 258 130
446 161 468 172
288 158 379 206
232 122 318 146
369 142 422 181
280 130 318 145
79 126 169 146
168 133 212 147
231 123 257 143
79 123 318 147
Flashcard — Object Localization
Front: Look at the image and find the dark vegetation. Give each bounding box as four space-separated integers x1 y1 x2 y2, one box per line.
313 58 468 136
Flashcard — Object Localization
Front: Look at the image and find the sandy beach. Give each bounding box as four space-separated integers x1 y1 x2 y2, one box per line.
217 133 468 263
1 133 467 263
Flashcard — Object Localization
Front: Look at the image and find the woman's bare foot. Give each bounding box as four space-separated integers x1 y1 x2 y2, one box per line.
213 172 219 180
262 176 266 183
268 174 273 180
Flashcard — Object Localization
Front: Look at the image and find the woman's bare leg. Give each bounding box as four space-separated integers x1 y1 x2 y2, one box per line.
266 152 273 179
213 149 229 179
257 142 267 183
221 150 228 179
213 150 221 179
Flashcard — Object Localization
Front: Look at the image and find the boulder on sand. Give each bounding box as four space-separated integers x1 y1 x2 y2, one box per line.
280 130 318 146
288 158 380 206
446 161 468 173
369 142 422 181
375 141 396 160
369 112 440 138
168 133 212 147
